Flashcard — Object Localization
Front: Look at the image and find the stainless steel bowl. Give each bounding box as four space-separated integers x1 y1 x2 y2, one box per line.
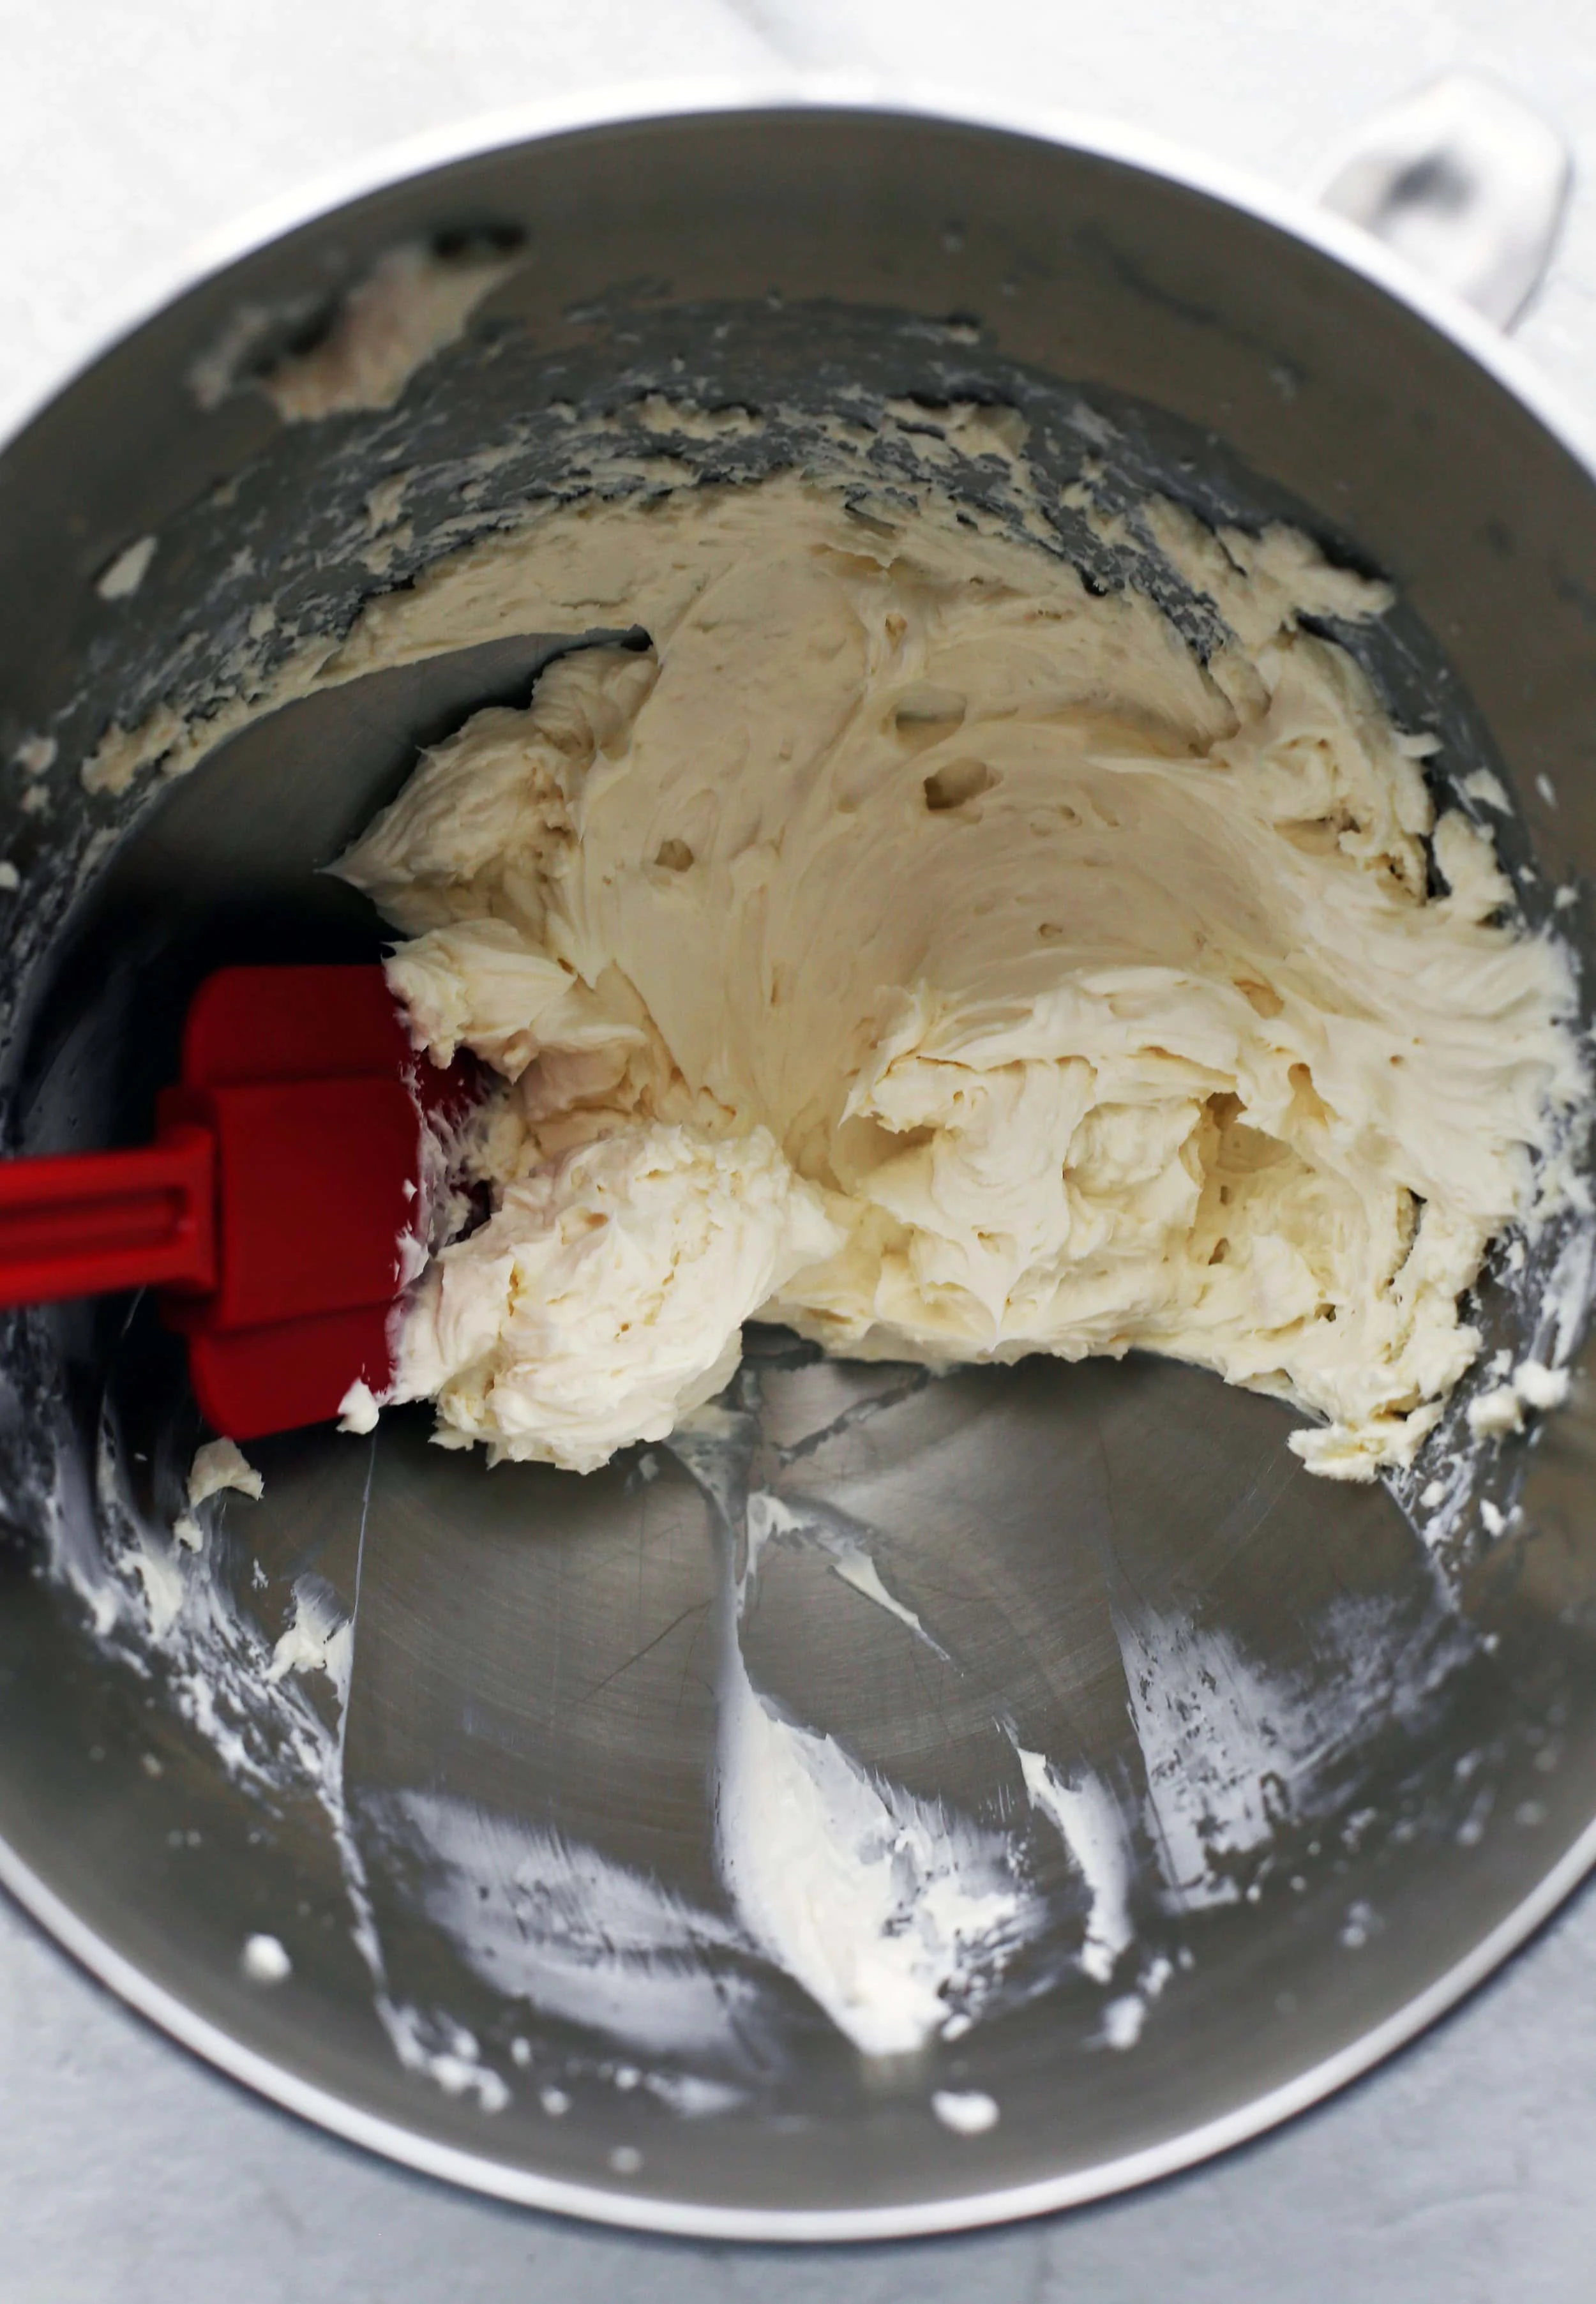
1 84 1595 2242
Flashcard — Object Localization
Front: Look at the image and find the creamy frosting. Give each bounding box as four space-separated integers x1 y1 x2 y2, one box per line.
172 1434 263 1547
393 1122 838 1474
335 465 1584 1477
188 240 518 426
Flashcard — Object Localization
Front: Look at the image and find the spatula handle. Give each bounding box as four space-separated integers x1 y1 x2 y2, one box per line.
0 1126 216 1307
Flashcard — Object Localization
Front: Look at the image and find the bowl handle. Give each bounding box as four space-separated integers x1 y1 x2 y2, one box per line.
1315 72 1570 331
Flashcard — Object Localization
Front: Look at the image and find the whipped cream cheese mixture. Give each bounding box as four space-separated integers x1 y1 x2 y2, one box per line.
331 444 1585 1480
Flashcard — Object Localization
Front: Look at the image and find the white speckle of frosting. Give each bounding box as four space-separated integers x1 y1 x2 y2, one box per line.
174 1440 262 1550
1468 1359 1572 1443
931 2088 1000 2136
13 732 56 776
609 2146 643 2175
1467 1385 1523 1439
540 2085 572 2117
241 1932 292 1984
188 1437 264 1507
384 2013 508 2112
266 1579 354 1701
1101 1994 1147 2051
1480 1499 1509 1539
338 1378 382 1434
1515 1359 1570 1411
1339 1899 1382 1950
96 534 157 601
1536 773 1558 808
1461 767 1510 812
434 2052 508 2109
0 861 18 892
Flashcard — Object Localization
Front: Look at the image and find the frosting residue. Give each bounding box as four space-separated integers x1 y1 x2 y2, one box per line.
329 460 1584 1479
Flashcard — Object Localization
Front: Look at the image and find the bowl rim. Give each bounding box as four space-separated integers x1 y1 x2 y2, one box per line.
4 1789 1593 2241
3 72 1593 481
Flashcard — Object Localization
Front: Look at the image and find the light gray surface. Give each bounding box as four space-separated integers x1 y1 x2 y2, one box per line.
4 1 1596 2294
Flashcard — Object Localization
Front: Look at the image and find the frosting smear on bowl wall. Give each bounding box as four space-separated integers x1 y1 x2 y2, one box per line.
329 450 1586 1479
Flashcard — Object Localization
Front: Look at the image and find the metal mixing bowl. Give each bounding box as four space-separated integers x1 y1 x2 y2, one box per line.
1 86 1595 2241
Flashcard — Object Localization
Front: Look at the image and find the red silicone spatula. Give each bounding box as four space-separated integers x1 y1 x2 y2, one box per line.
0 965 462 1439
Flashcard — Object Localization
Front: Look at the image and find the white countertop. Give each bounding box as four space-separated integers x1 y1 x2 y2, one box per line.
4 4 1595 2295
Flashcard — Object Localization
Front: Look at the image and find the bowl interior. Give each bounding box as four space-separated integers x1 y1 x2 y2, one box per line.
0 106 1594 2238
